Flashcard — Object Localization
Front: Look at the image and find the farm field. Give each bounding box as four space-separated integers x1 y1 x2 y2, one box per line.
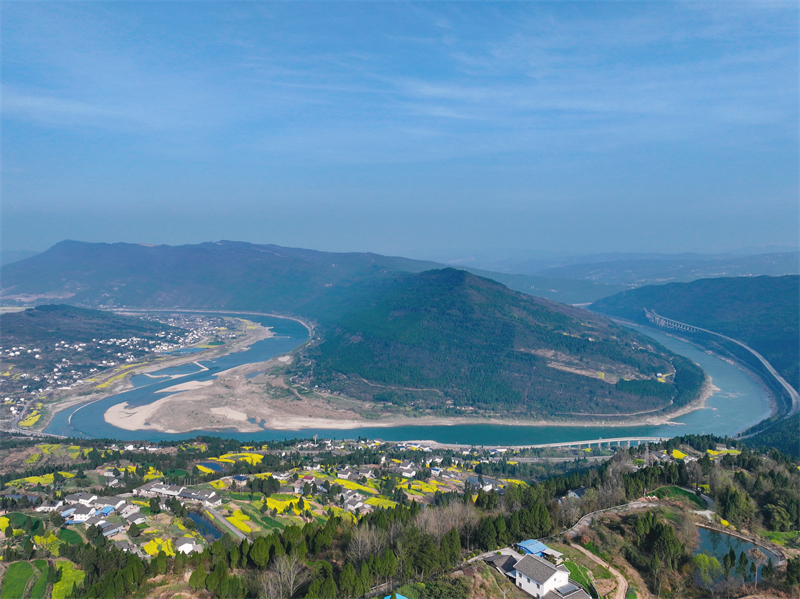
0 562 34 599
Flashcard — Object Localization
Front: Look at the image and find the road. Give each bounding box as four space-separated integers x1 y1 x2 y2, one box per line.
206 507 247 541
569 542 629 599
564 500 660 539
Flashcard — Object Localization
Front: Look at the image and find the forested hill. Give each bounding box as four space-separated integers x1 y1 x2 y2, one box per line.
590 275 800 390
0 304 181 346
299 269 704 418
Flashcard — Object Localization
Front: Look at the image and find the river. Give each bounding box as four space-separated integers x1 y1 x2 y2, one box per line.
44 315 772 444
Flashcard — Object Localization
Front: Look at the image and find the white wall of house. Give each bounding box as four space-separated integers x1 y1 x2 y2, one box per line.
514 568 568 598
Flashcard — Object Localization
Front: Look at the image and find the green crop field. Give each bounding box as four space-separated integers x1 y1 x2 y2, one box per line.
58 528 82 545
260 514 285 530
563 561 593 593
653 486 705 509
0 562 34 599
52 561 84 599
29 564 49 599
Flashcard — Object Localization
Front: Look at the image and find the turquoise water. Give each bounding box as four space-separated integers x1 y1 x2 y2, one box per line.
45 318 772 444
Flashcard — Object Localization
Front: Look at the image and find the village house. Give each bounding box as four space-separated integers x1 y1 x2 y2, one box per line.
512 554 589 599
35 500 64 513
64 492 98 507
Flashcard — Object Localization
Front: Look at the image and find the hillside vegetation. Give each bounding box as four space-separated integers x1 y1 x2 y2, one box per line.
298 269 704 417
0 305 180 346
590 275 800 390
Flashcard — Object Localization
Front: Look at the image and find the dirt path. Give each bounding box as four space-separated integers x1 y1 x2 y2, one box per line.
570 543 628 599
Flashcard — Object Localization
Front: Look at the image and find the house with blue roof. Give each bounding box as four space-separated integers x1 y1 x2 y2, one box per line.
517 539 548 556
516 540 564 564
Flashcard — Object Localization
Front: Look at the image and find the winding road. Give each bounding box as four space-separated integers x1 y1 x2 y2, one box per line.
569 543 629 599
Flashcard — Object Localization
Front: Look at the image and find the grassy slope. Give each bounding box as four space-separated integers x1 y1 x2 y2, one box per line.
0 562 34 599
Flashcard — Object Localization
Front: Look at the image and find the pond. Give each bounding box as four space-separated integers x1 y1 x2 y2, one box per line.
187 511 222 541
197 462 225 472
694 526 780 583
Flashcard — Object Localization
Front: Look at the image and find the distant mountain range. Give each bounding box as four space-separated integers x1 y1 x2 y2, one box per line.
0 240 624 309
0 240 705 420
0 250 40 267
533 252 799 286
591 275 800 392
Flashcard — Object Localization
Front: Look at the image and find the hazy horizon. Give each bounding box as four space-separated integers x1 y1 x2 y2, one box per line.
3 2 798 258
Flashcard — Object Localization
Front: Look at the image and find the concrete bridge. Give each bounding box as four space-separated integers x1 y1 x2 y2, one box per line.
645 310 701 333
530 436 666 450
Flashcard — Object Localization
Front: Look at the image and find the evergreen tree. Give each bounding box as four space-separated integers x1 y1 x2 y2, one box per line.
189 564 207 591
338 562 357 598
477 517 497 549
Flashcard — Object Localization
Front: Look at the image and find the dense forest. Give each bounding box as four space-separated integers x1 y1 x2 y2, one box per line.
298 269 704 417
590 275 800 390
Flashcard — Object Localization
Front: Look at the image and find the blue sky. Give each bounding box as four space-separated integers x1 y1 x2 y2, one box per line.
2 1 797 261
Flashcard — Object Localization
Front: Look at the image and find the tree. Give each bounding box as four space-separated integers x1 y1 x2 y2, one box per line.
153 551 168 576
477 518 497 550
149 496 161 514
736 551 749 582
251 536 271 568
441 527 461 567
692 553 722 588
189 564 207 592
128 523 141 538
494 515 508 546
338 563 357 599
787 557 800 585
259 554 310 599
762 558 774 580
318 574 337 599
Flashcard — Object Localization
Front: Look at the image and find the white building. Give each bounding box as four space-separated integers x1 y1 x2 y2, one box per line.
512 554 590 599
35 500 64 513
176 536 202 555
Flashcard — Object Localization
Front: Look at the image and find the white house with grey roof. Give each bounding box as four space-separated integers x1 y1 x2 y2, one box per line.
511 554 590 599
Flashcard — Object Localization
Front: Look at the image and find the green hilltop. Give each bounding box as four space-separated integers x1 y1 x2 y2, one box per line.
297 268 704 418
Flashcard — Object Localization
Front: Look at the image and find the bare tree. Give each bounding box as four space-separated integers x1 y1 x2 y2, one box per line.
387 519 405 547
258 554 310 599
686 460 704 489
460 503 480 551
347 525 387 564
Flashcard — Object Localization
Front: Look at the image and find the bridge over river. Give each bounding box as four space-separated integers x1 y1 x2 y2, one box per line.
645 309 800 420
530 436 666 450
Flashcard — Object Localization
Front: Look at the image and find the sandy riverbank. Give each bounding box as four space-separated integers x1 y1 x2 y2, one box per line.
102 361 722 434
38 317 275 430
